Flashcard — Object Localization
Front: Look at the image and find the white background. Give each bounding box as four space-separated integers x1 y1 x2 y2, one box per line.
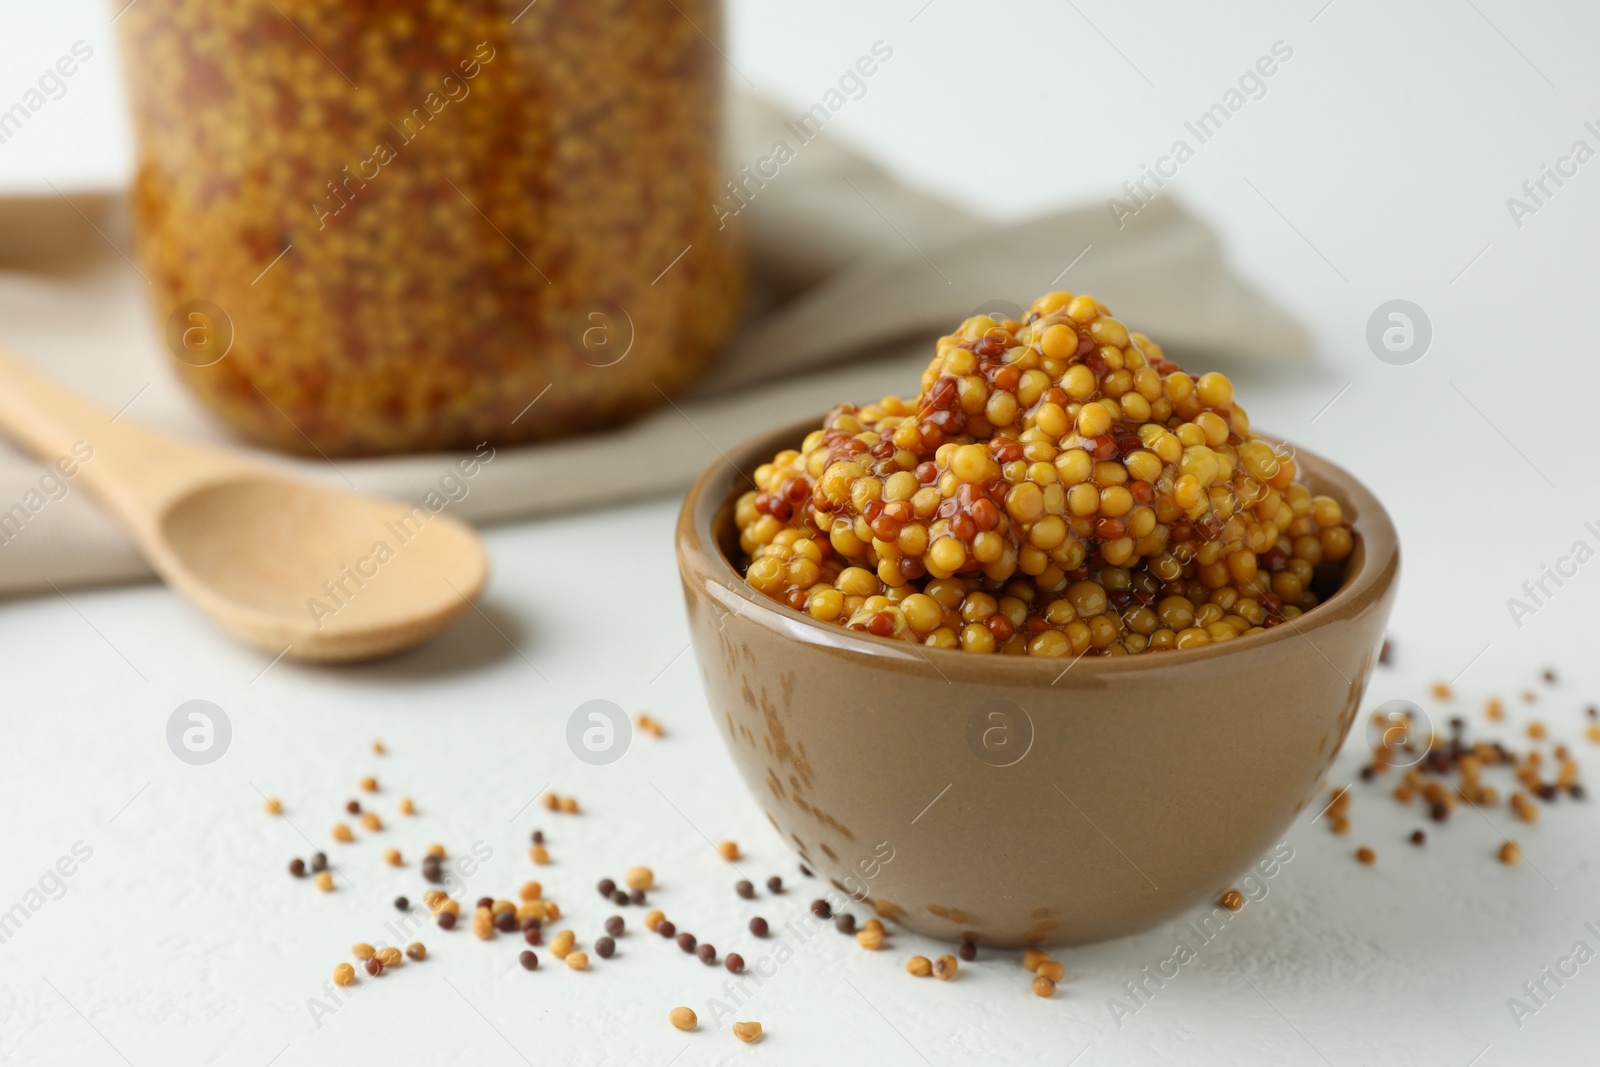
3 1 1600 1064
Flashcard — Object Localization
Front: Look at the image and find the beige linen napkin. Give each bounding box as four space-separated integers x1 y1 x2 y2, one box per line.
0 93 1308 598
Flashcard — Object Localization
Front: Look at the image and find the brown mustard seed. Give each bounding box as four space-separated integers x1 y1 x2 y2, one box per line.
288 858 305 877
264 798 283 815
438 911 457 930
1500 841 1523 865
677 932 697 953
959 941 977 961
595 936 616 959
566 951 590 971
360 776 378 793
310 851 327 872
383 849 402 867
725 953 745 974
524 926 542 946
810 899 832 920
605 916 624 937
857 927 884 950
1032 975 1056 998
1410 830 1426 845
669 1007 697 1032
1219 890 1244 911
1356 847 1376 865
530 845 550 865
718 840 740 861
332 823 353 843
658 920 677 939
766 876 784 894
625 866 654 891
697 943 717 964
477 897 495 910
377 947 402 967
834 913 857 935
644 910 665 932
345 800 361 815
748 917 769 937
1036 960 1065 982
406 942 426 961
630 888 647 906
612 890 629 906
933 954 959 981
732 1021 763 1044
519 950 539 970
495 911 517 933
735 880 754 899
353 942 376 961
364 958 383 977
316 871 334 892
597 878 617 898
333 962 356 987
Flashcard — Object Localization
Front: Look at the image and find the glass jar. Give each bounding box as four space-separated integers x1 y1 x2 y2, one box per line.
119 0 741 456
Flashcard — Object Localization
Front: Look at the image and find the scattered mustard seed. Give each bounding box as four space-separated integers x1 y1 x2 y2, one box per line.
316 871 334 892
1032 975 1056 998
670 1006 698 1031
520 881 543 902
732 1021 763 1044
1500 841 1522 865
1219 890 1244 911
543 794 561 812
361 812 383 832
332 823 354 843
263 798 283 815
426 844 446 859
398 797 415 815
1356 847 1376 865
558 796 579 815
360 776 378 792
352 943 376 961
1036 960 1065 982
625 867 655 891
717 841 740 862
550 930 575 959
906 955 932 977
857 927 884 950
383 849 402 867
644 910 665 932
1022 949 1049 971
333 962 356 987
376 946 402 967
405 942 426 961
530 845 550 865
566 951 589 971
933 954 959 980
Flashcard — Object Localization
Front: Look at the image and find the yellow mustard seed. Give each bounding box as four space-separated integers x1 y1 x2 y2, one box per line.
530 845 550 865
625 866 654 891
670 1006 697 1031
399 797 415 815
1032 975 1056 998
352 943 375 961
565 951 589 971
263 798 283 815
1036 960 1065 982
906 955 932 977
332 823 353 843
717 841 740 862
933 954 959 980
383 849 402 867
520 881 543 902
377 946 402 967
333 962 356 986
315 871 334 892
732 1021 763 1043
360 776 378 793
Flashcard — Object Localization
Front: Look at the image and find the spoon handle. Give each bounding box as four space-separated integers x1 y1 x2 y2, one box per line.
0 346 233 536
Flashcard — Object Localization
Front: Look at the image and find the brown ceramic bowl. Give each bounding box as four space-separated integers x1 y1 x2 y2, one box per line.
677 416 1399 947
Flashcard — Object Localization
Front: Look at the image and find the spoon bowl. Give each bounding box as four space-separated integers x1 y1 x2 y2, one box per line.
0 347 488 662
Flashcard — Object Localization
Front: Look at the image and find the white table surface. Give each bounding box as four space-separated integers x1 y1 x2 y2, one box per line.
4 1 1600 1064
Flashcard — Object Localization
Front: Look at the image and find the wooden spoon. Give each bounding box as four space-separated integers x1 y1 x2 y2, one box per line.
0 348 489 662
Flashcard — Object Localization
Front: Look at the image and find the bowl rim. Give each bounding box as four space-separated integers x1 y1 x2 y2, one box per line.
677 413 1401 681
